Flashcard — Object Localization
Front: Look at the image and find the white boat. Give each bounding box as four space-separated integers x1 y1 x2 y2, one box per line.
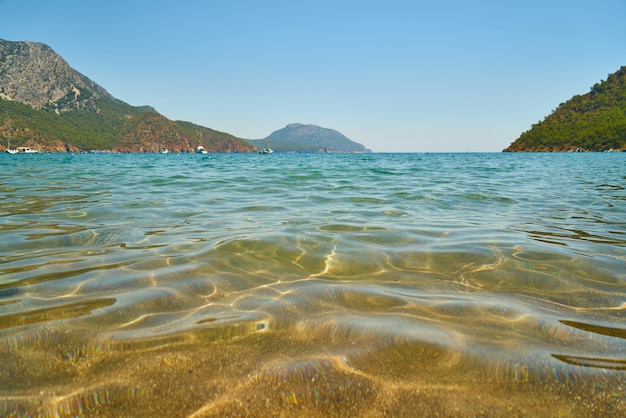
5 115 18 153
160 148 169 154
15 146 38 154
6 136 18 154
259 141 273 154
195 131 208 154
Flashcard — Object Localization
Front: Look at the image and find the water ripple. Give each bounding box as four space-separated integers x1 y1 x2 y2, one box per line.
1 152 625 416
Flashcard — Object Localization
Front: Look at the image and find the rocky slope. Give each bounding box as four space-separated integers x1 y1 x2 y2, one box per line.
0 39 255 153
0 40 113 113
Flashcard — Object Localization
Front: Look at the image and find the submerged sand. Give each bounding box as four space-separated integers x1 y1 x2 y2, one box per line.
2 153 625 416
1 328 624 417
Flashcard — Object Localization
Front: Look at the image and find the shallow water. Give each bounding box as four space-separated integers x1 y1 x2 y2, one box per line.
0 152 624 416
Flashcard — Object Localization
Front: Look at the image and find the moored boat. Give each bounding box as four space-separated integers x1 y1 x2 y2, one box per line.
4 114 19 153
259 141 273 154
13 146 38 154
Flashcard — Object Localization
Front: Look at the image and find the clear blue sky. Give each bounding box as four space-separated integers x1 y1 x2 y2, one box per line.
1 0 624 152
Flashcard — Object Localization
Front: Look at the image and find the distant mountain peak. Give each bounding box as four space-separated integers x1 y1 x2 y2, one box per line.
282 123 341 136
246 122 371 153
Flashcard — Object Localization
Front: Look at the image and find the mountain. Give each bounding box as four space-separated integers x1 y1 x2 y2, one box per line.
504 66 626 152
246 123 371 153
0 39 255 153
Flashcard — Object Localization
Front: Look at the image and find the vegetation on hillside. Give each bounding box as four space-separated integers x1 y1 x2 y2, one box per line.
505 66 626 152
1 39 255 153
0 99 256 153
176 121 254 152
1 98 142 151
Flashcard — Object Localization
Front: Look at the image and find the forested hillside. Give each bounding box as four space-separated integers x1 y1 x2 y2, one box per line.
504 66 626 152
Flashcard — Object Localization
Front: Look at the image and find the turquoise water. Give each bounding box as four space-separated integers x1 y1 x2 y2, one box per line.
1 152 625 416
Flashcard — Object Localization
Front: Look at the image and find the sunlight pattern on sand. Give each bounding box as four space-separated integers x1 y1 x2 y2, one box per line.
0 152 624 416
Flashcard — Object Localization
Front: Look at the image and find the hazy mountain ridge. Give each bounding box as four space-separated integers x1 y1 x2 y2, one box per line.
0 39 255 153
504 66 626 152
246 123 371 153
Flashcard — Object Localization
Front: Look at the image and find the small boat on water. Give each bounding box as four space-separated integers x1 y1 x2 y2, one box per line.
195 131 208 154
5 115 19 153
6 147 38 154
259 141 273 154
7 146 38 154
6 135 18 154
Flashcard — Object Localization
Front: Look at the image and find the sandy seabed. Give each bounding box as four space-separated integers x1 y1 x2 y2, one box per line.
2 152 625 416
1 328 624 418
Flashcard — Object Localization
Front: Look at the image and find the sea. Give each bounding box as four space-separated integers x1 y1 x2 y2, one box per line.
0 152 624 417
